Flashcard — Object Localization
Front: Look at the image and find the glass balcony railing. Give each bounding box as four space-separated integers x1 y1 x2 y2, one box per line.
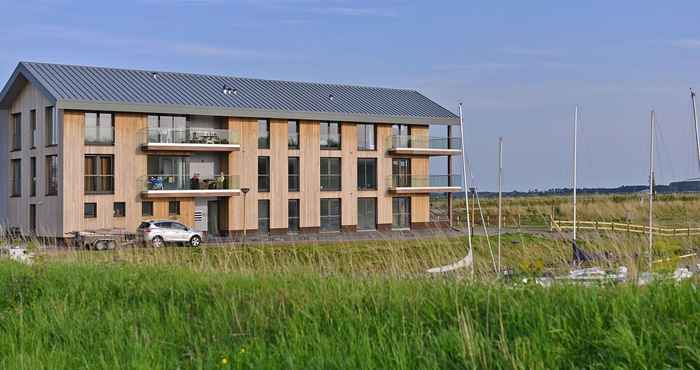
386 175 462 188
140 174 240 192
386 135 462 150
141 128 239 146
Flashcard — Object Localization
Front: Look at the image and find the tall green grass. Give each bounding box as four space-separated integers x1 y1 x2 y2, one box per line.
1 262 699 369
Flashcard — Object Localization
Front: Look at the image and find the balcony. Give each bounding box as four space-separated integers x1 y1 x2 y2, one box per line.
139 174 241 198
386 175 462 194
140 128 240 152
386 135 462 156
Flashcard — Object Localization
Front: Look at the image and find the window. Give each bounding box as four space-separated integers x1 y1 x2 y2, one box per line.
320 198 341 231
320 157 341 191
11 113 21 151
10 159 21 197
392 158 411 187
29 204 36 235
288 120 299 149
113 202 126 217
85 155 114 194
147 115 187 143
288 157 300 192
30 157 37 197
84 203 97 218
45 106 57 146
357 158 377 190
142 201 154 217
258 156 270 192
258 199 270 233
392 197 411 230
85 112 114 145
168 200 180 216
358 198 377 231
30 110 37 148
46 155 58 196
357 124 375 151
258 119 270 149
392 124 410 147
320 122 341 149
288 199 300 232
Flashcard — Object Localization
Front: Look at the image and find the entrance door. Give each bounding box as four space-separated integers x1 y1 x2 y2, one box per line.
207 201 219 235
357 198 377 231
392 158 411 187
392 197 411 230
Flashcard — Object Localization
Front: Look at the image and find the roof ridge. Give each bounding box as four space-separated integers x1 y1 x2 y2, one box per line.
20 61 420 94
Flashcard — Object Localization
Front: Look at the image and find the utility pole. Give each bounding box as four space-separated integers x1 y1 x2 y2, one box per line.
497 137 503 275
458 103 474 277
648 110 655 272
691 89 700 170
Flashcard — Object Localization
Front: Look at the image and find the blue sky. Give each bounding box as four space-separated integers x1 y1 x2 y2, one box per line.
2 0 699 191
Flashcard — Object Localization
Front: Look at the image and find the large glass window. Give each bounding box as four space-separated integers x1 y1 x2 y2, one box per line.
147 156 189 190
258 156 270 192
10 159 21 197
30 110 37 148
392 197 411 230
357 124 375 151
358 198 377 231
45 106 57 146
320 198 341 231
392 158 411 187
288 120 299 149
288 157 300 192
357 158 377 190
46 155 58 196
147 115 187 143
85 112 114 145
320 122 341 149
11 113 21 151
288 199 300 232
30 157 37 197
320 157 341 191
258 119 270 149
258 199 270 233
392 124 410 148
85 155 114 194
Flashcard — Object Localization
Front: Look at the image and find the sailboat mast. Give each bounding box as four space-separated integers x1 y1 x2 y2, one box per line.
648 110 655 272
692 89 700 170
497 137 503 275
573 105 578 241
458 103 474 277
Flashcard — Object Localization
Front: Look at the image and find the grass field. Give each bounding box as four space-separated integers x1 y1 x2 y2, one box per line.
2 194 700 369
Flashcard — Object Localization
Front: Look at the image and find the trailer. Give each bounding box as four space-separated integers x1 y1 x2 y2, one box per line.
67 229 137 250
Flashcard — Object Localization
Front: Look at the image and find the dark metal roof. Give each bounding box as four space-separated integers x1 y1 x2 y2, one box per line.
0 62 458 125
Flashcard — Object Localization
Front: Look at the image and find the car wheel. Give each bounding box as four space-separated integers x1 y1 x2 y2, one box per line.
94 241 108 251
151 236 165 248
189 235 201 248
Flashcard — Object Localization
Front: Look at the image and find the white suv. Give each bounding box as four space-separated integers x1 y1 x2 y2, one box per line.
137 220 203 248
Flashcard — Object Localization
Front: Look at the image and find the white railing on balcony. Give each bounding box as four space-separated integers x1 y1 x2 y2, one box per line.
386 135 462 150
386 175 462 188
139 174 240 192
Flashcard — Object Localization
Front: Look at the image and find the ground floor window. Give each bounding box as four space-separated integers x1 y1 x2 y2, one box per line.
392 197 411 230
84 203 97 218
142 201 154 217
320 198 341 231
357 198 377 231
258 200 270 233
169 200 180 216
288 199 300 232
113 202 126 217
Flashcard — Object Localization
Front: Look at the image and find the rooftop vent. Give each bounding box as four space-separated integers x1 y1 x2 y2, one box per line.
328 94 335 101
151 72 158 79
222 86 237 95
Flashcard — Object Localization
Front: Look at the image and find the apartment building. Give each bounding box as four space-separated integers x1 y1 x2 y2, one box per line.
0 62 461 238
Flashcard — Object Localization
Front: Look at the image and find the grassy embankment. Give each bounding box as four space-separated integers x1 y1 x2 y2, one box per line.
1 262 700 369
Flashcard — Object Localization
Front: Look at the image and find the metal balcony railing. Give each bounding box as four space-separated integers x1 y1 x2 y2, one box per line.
386 135 462 150
386 175 462 188
140 128 239 146
140 174 240 192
